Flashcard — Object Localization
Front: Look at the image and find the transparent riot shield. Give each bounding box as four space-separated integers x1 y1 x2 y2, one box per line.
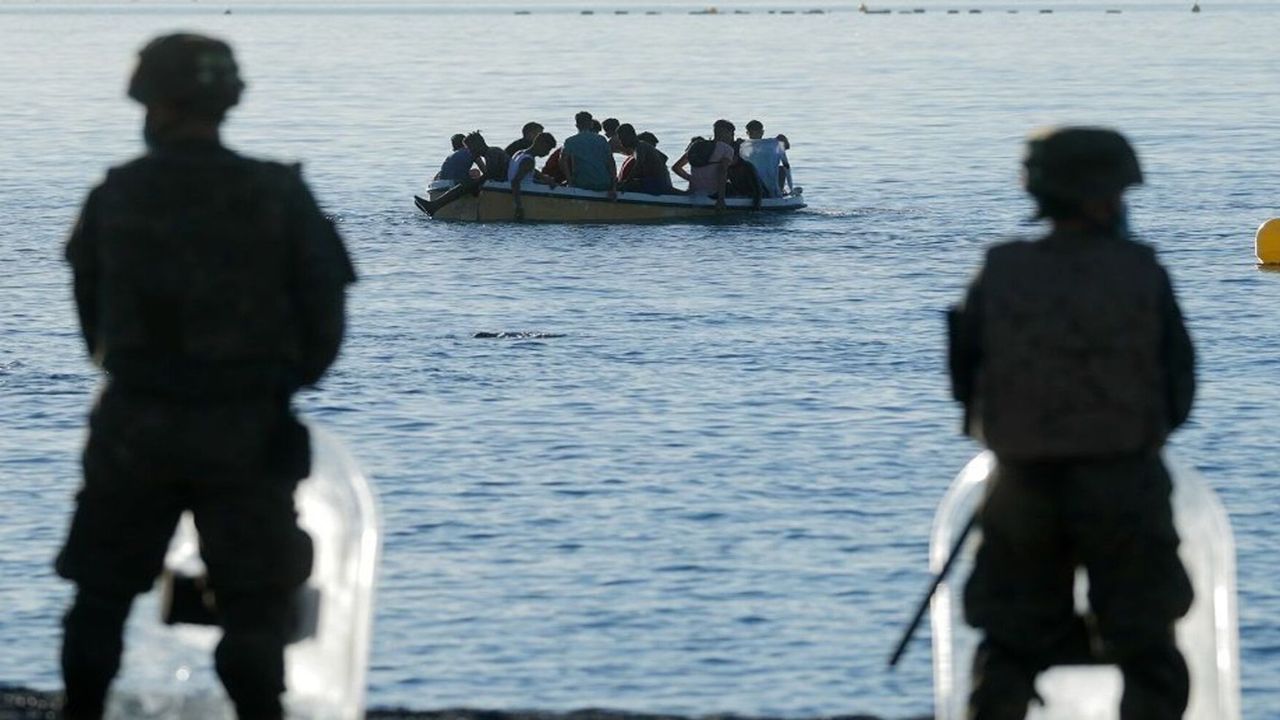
930 452 1239 720
106 422 380 720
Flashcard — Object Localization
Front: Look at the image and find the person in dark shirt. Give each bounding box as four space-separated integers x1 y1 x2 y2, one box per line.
56 33 355 720
464 131 510 181
948 127 1195 720
503 121 543 156
616 123 674 195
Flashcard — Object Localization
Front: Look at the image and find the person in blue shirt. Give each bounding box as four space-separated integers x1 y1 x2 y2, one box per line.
433 133 474 183
561 111 616 198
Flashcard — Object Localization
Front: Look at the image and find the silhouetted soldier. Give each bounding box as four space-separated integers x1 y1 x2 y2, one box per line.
56 33 355 719
948 127 1196 720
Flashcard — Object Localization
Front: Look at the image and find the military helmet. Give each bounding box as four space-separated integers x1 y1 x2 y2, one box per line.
1023 127 1143 205
128 33 244 116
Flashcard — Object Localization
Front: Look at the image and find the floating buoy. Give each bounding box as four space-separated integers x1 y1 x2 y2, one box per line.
1255 218 1280 264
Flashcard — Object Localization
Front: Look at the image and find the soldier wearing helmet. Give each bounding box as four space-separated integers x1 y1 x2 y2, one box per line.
56 33 355 720
947 127 1196 720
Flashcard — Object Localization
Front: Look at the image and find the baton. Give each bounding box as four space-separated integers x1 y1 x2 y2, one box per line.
887 510 979 668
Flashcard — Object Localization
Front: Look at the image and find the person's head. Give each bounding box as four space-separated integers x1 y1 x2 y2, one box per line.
591 119 603 134
463 131 488 154
776 133 790 150
638 131 658 146
530 132 557 157
128 33 244 145
575 111 594 131
602 117 620 137
745 119 764 139
713 119 735 143
1022 126 1142 231
616 123 637 151
451 133 466 151
521 121 544 140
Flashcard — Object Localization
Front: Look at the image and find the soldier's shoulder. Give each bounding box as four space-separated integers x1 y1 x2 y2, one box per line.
100 154 156 185
983 237 1036 263
234 153 308 186
1119 236 1159 261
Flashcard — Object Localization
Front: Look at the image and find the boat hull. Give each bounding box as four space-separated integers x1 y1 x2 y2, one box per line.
416 181 805 223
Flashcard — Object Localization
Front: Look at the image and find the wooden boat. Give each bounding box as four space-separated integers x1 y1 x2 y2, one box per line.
415 180 806 223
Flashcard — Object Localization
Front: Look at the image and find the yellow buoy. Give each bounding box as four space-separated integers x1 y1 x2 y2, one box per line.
1256 218 1280 264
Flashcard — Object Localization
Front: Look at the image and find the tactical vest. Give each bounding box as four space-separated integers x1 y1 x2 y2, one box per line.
88 144 312 398
974 232 1168 459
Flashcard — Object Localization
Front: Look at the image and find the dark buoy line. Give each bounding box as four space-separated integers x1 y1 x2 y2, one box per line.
511 6 1200 16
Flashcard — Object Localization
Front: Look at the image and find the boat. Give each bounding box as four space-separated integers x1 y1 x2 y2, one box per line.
415 180 806 223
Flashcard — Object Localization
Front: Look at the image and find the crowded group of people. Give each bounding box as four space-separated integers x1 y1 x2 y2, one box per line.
422 111 794 216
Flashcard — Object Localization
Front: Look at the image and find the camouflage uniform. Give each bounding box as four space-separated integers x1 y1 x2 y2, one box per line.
947 128 1195 720
55 34 355 720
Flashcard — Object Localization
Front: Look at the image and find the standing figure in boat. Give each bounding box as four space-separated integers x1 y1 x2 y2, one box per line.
55 33 356 720
947 127 1196 720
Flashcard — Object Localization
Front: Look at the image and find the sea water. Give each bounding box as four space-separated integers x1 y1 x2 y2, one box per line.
0 2 1278 718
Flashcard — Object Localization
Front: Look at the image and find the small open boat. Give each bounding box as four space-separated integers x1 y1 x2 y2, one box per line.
414 180 806 223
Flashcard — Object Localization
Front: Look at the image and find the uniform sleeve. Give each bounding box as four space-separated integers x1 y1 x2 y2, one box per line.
948 266 985 433
65 187 102 361
289 171 356 389
1158 266 1195 429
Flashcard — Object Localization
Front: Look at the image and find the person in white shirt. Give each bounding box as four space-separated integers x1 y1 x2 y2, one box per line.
508 132 559 221
737 119 793 198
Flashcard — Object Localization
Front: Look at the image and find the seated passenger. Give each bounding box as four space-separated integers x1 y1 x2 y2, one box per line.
504 121 544 156
637 131 659 147
541 147 566 184
561 111 617 197
465 131 511 181
672 120 736 209
417 132 510 216
433 133 475 183
737 120 791 197
616 123 674 195
727 138 763 207
508 132 559 221
775 133 795 193
602 117 624 155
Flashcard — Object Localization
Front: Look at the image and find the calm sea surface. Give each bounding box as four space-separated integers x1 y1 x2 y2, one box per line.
1 2 1278 717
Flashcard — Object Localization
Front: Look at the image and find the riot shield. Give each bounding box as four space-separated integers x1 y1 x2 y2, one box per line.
105 422 379 720
929 452 1240 720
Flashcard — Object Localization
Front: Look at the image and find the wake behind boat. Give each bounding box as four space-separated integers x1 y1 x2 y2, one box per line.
414 179 805 223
